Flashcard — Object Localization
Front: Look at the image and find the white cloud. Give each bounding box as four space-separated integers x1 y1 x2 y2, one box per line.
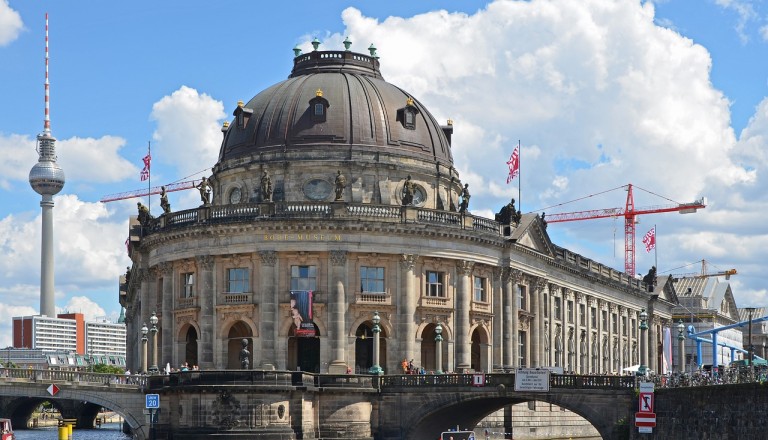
150 86 226 179
324 1 765 305
59 296 107 321
0 0 22 47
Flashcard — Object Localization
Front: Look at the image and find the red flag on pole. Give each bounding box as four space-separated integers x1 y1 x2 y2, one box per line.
140 151 151 181
642 227 656 253
506 144 520 184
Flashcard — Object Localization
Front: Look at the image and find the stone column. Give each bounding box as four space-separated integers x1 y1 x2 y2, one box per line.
530 279 543 368
329 250 348 374
455 260 474 371
159 262 173 371
501 268 514 370
197 255 215 369
492 268 504 371
258 250 277 370
608 304 615 373
399 254 418 364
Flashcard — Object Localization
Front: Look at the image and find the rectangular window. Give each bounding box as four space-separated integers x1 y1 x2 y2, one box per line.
360 266 385 293
291 265 317 291
631 319 637 337
544 295 549 318
227 268 249 293
602 310 608 329
182 273 195 298
554 297 562 320
517 285 527 310
622 316 628 336
426 271 445 297
314 103 324 116
612 313 618 333
518 330 527 367
579 304 586 326
591 307 597 328
474 276 487 302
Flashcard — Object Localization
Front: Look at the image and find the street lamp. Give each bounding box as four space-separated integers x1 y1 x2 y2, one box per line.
746 307 756 376
141 323 148 374
637 309 648 377
676 320 685 374
435 322 443 374
149 312 159 374
369 311 384 375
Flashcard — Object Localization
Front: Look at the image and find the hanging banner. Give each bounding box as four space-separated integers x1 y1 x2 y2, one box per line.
290 290 315 337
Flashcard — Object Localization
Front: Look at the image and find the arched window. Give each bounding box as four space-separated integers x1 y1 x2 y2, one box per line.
397 96 420 130
309 89 330 123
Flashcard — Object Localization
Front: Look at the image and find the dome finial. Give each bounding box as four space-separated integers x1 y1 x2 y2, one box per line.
368 43 378 58
237 100 244 108
343 36 352 51
316 88 323 98
311 38 321 51
293 45 302 57
406 96 414 107
447 119 453 126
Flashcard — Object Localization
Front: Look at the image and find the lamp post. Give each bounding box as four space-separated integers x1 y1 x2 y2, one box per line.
638 309 648 377
676 319 685 374
141 323 148 374
435 322 443 374
149 312 159 374
369 311 384 375
746 307 756 377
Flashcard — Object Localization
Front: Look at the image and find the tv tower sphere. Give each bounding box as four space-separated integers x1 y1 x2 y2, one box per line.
29 132 66 195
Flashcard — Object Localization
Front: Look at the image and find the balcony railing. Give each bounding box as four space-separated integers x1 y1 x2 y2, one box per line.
221 293 251 305
177 297 197 309
356 292 391 305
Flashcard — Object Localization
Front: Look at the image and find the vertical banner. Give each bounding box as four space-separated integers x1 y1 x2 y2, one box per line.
290 290 315 337
662 327 672 374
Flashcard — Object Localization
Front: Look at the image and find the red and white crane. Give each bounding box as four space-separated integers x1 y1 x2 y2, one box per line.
100 179 200 203
543 183 706 276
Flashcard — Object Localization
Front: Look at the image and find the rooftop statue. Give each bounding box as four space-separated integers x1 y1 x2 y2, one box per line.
495 198 521 224
196 176 211 205
459 183 470 213
334 170 346 201
261 171 273 202
160 186 171 215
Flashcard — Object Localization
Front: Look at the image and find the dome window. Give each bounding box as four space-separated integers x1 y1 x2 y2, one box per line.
309 89 330 123
233 100 253 129
397 97 420 130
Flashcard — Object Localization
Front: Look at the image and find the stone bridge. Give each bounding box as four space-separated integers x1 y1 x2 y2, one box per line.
13 368 739 439
0 369 148 438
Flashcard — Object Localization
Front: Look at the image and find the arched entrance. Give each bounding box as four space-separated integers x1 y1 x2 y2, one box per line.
354 322 388 373
184 326 198 367
470 326 489 372
227 321 253 369
421 324 438 372
287 323 321 372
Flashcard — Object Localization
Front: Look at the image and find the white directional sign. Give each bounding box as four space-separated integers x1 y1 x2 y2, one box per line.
514 368 550 392
145 394 160 409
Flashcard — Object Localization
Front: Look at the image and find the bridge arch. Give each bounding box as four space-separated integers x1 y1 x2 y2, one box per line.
384 387 632 440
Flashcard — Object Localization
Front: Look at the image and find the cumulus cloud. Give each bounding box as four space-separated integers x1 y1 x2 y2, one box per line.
150 86 226 179
325 1 765 304
0 0 22 47
59 296 107 321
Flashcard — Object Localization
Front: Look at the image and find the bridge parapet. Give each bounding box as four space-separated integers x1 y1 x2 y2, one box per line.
146 370 377 391
0 367 144 388
378 373 636 390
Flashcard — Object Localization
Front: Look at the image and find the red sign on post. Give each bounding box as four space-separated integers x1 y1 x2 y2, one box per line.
635 412 656 427
638 392 654 413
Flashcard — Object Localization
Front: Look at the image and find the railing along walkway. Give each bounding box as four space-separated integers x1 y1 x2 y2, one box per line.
0 367 145 388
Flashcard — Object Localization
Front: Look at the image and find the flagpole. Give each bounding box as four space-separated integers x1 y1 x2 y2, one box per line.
147 141 151 214
654 224 658 271
517 140 521 213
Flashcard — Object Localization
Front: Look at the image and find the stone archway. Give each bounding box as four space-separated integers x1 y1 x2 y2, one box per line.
227 321 253 369
354 322 388 374
470 324 490 372
184 326 199 368
421 323 438 372
287 323 321 373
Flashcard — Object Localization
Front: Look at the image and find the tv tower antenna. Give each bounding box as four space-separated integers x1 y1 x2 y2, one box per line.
28 13 66 317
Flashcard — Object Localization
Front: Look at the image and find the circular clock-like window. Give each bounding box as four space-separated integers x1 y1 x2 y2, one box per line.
412 186 427 206
303 178 333 201
229 187 242 204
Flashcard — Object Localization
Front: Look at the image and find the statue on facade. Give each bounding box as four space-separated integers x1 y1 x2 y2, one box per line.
334 170 346 201
240 338 250 369
541 212 547 229
402 175 415 206
160 186 171 215
458 183 470 213
642 266 657 292
261 170 273 202
196 176 211 205
495 198 521 224
137 202 154 228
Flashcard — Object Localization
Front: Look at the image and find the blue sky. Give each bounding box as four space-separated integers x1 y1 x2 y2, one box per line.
2 0 768 347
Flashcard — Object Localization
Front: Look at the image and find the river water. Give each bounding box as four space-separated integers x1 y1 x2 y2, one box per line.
13 422 130 439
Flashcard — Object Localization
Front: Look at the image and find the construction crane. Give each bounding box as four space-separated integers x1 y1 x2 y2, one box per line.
100 179 200 203
670 259 737 280
543 183 706 276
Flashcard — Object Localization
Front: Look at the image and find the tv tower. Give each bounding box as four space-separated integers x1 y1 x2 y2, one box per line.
28 13 65 318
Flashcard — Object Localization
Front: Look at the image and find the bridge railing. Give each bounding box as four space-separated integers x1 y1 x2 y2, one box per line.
378 373 636 390
0 368 145 387
147 370 296 389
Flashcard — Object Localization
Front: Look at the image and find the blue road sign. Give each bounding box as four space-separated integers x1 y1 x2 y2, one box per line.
145 393 160 409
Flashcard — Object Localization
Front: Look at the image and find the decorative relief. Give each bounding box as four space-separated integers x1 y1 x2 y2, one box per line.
587 297 596 307
258 250 277 266
137 268 149 283
158 261 173 276
330 250 347 266
609 304 617 313
575 292 584 303
509 269 524 284
399 254 418 270
456 260 474 276
197 255 214 270
562 288 572 300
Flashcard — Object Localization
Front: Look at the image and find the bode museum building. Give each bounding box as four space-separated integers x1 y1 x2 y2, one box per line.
120 43 674 380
